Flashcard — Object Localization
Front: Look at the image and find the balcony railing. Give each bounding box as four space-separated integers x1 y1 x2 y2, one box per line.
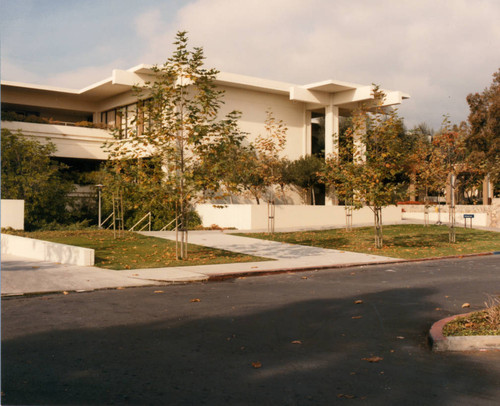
1 111 109 130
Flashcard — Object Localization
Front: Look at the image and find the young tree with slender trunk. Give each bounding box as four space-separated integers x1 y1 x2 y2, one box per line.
431 120 468 242
322 87 407 247
105 32 243 259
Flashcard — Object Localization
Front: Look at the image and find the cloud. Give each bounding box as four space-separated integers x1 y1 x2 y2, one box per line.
1 59 43 85
2 0 499 129
133 0 500 128
1 58 126 89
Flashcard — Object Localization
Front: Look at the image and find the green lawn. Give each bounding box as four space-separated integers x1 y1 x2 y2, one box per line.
238 224 500 259
9 229 269 270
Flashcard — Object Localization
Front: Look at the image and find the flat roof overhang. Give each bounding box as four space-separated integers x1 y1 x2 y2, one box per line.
1 64 410 109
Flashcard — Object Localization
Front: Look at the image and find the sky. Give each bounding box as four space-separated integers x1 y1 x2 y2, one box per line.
1 0 500 130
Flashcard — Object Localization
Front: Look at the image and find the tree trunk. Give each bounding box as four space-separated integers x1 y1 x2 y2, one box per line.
374 207 383 249
449 173 456 243
423 195 429 227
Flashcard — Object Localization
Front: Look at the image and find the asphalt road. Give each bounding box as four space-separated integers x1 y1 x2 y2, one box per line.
2 256 500 405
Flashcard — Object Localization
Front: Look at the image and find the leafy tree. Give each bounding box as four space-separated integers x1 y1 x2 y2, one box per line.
465 68 500 191
193 118 251 204
89 157 201 231
233 110 288 205
1 129 75 230
105 31 244 258
322 87 407 247
252 110 288 203
431 121 469 242
287 155 324 205
322 124 362 231
406 128 445 224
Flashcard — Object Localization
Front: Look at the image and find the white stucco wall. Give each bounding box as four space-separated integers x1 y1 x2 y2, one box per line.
196 204 402 231
2 121 111 160
1 233 95 266
217 85 307 159
1 199 24 230
402 210 488 226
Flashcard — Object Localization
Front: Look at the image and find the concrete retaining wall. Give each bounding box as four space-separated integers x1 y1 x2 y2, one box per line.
1 199 25 230
399 204 493 227
1 233 95 266
196 204 402 231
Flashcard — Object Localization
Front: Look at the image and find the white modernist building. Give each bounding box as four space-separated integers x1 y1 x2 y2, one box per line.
1 65 410 228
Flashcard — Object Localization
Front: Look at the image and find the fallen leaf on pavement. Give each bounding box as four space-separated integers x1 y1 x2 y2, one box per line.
291 340 302 344
362 356 383 363
354 300 363 304
190 298 201 302
116 287 125 290
352 316 363 319
301 276 308 279
154 290 164 294
62 291 69 295
252 361 262 368
337 394 356 399
462 303 470 308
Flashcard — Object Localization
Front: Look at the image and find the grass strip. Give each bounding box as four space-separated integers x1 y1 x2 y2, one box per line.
237 224 500 259
9 229 270 270
443 307 500 336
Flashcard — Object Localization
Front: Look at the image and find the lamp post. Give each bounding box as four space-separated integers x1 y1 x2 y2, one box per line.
96 184 103 228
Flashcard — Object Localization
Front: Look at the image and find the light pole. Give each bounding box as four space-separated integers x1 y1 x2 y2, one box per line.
96 184 103 228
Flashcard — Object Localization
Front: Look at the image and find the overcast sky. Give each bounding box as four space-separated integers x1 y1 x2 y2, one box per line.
1 0 499 129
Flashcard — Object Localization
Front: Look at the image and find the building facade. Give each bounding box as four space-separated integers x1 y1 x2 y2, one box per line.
1 64 410 205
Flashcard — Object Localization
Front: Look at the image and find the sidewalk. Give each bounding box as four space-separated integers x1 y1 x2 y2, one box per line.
1 231 399 296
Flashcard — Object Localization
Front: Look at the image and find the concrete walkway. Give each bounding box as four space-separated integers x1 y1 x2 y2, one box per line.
1 231 399 296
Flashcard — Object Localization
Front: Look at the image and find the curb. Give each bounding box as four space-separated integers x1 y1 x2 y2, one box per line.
207 251 496 282
2 251 497 297
429 312 500 352
206 260 400 281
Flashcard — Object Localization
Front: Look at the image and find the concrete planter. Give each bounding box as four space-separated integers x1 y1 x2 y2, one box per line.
430 313 500 352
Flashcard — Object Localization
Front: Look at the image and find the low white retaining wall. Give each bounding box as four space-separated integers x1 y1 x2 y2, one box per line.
1 233 94 266
402 211 488 227
399 205 491 227
1 199 25 230
196 204 402 231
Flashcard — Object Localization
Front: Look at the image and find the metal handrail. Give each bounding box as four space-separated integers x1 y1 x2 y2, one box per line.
160 215 181 232
129 212 151 232
100 212 114 229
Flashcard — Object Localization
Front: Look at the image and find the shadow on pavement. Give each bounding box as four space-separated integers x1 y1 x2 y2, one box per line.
2 283 500 405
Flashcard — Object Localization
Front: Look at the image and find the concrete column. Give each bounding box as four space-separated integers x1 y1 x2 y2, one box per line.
325 105 339 206
304 110 312 156
353 110 366 162
324 105 339 157
483 175 494 205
